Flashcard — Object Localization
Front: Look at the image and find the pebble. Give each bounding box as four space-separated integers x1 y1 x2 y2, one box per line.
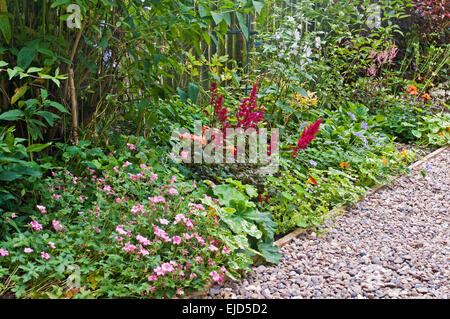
206 148 450 299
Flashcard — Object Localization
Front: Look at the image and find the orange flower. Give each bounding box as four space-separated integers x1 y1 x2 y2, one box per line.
422 93 431 102
382 156 389 166
339 161 350 169
399 148 408 158
406 85 418 96
306 174 318 185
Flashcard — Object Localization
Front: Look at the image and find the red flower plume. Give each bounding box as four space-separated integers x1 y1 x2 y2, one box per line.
292 119 322 158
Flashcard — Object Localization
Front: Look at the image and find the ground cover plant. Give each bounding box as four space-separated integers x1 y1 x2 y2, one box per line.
0 0 448 298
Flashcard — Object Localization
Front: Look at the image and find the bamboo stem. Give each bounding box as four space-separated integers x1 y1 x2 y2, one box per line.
68 68 79 145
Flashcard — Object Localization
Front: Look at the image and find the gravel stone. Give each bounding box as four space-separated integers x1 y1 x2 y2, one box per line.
207 148 450 299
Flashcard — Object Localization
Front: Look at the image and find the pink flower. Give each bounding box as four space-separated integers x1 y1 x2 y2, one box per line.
115 224 128 236
113 166 119 173
148 275 158 282
208 244 218 252
52 220 64 232
48 242 56 249
11 213 17 219
92 226 101 233
123 242 137 253
41 251 50 260
122 161 132 168
180 152 189 161
131 203 144 215
154 266 165 276
0 248 9 256
210 271 220 282
30 220 43 231
161 262 175 273
24 248 33 253
159 218 169 225
171 176 177 184
195 256 204 264
172 236 182 245
139 247 150 256
221 245 231 254
174 214 186 225
150 172 158 181
148 196 165 204
127 143 136 151
184 219 194 230
36 205 46 213
183 233 193 240
167 188 178 195
136 235 151 246
177 288 184 295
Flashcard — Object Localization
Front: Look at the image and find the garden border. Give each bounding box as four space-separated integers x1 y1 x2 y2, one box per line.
188 144 449 298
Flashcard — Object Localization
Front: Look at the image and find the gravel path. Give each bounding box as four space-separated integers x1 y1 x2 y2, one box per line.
210 147 449 299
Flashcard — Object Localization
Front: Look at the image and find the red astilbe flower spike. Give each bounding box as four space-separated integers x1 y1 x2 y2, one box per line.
292 118 322 158
236 83 265 130
209 83 230 130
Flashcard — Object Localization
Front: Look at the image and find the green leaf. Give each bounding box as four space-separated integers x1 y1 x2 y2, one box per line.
17 47 37 70
0 109 25 121
223 12 231 26
11 84 28 104
236 12 249 41
49 101 69 114
187 82 200 103
0 15 11 44
258 243 282 264
252 1 264 15
411 130 422 138
0 170 22 181
26 143 51 153
0 60 7 67
27 67 43 73
211 11 224 25
50 0 70 8
198 3 208 17
177 87 187 103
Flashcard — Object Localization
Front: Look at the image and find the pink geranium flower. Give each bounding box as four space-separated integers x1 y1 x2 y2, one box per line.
48 242 56 249
41 251 50 260
24 248 33 253
36 205 46 213
172 236 182 245
210 271 220 282
30 220 43 231
52 220 64 232
208 244 218 252
0 248 9 256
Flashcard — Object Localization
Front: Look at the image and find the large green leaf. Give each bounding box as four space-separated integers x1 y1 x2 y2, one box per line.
0 170 22 181
26 143 51 153
252 1 265 15
187 82 200 103
17 47 37 70
0 109 25 121
258 243 283 264
211 11 224 25
236 12 249 41
0 15 11 44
